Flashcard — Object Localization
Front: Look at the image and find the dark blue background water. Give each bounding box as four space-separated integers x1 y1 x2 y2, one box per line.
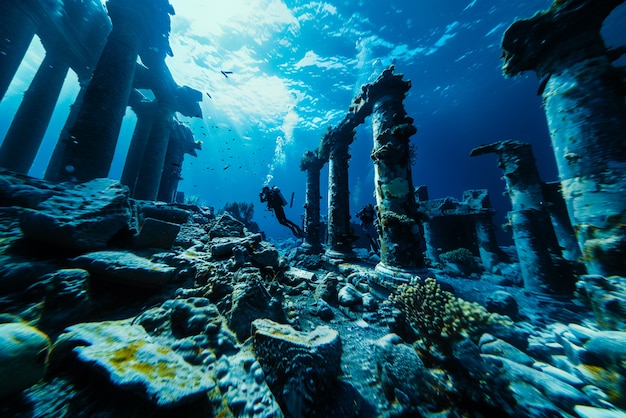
1 0 624 243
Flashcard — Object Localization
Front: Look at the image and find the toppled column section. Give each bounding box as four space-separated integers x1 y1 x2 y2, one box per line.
501 0 626 276
300 150 325 254
471 140 575 295
367 67 424 278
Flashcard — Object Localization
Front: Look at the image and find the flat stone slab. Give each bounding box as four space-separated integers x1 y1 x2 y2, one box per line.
51 320 215 407
71 251 175 288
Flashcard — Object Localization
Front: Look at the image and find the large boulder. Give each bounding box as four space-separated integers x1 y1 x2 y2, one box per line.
228 270 284 341
71 251 175 288
374 333 427 406
48 320 216 408
0 322 50 397
19 178 132 252
251 318 342 417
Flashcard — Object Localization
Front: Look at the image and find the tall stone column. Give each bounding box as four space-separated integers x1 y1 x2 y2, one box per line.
542 181 583 263
44 82 87 182
53 1 151 182
0 3 36 100
501 0 626 276
158 122 199 203
120 95 157 195
471 140 574 295
326 128 355 260
300 150 325 254
0 51 69 174
133 102 174 201
368 67 423 280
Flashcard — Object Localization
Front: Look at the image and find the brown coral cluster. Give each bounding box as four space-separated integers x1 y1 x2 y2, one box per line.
389 278 510 347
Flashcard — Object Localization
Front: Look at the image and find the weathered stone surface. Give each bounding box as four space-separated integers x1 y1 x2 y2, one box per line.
338 284 363 307
138 203 190 225
374 333 426 405
134 217 181 249
250 240 280 268
283 267 316 284
486 290 519 318
576 275 626 331
19 178 132 252
71 251 175 288
479 334 534 366
0 322 50 397
209 212 245 239
228 275 283 341
210 234 262 259
213 347 283 416
482 354 591 413
0 257 58 293
575 404 626 418
251 318 342 417
49 320 215 407
315 299 334 321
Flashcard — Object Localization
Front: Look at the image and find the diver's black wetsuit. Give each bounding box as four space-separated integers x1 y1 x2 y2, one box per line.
356 204 379 254
260 186 305 238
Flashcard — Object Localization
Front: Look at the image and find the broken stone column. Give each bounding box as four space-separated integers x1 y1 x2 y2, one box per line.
501 0 626 276
133 102 174 201
367 67 424 280
463 190 501 272
326 127 356 260
0 3 37 100
542 181 583 263
158 122 200 203
471 140 574 295
0 51 69 174
300 150 326 254
53 0 173 182
120 92 156 195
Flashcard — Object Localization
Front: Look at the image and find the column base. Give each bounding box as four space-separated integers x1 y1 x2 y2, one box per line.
301 242 325 255
323 248 356 264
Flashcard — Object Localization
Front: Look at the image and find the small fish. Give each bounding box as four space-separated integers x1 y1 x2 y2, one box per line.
223 165 230 170
221 70 233 78
205 92 212 99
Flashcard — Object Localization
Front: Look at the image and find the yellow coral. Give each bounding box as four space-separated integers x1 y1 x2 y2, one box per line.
389 278 510 348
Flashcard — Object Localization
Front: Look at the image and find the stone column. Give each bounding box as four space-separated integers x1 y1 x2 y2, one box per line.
0 3 36 100
542 182 583 263
368 67 424 280
300 150 326 254
158 122 199 203
53 1 150 182
326 128 355 260
120 94 157 195
471 140 574 295
421 221 439 264
0 51 69 174
44 82 87 182
501 0 626 276
462 189 501 272
133 102 174 201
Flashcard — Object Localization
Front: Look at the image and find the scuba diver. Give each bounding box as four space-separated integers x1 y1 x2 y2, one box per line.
356 203 379 254
260 185 306 238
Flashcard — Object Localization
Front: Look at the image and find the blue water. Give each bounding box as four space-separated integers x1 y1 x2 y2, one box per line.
1 0 624 241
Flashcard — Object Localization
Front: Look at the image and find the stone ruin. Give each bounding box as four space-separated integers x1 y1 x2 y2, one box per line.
0 0 202 202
